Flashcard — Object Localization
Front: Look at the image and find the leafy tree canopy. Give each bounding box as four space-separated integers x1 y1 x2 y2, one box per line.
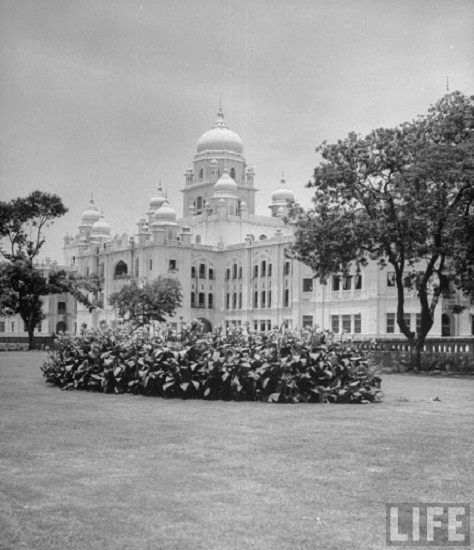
289 92 474 366
0 191 100 348
109 276 182 326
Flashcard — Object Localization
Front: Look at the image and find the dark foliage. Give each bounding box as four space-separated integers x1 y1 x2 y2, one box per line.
42 324 382 404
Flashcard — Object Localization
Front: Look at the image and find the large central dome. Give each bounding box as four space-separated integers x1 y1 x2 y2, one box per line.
196 109 243 154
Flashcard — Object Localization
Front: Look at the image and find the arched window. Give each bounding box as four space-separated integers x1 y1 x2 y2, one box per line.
56 321 67 333
57 301 66 314
198 292 205 308
230 167 235 179
114 261 128 279
259 234 268 241
208 293 214 309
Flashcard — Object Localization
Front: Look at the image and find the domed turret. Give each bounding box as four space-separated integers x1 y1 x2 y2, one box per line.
196 109 243 154
269 176 296 217
80 197 101 227
212 171 238 198
90 214 111 239
148 182 166 211
152 201 177 226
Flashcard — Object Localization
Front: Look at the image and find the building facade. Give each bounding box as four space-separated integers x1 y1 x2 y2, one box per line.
63 109 474 338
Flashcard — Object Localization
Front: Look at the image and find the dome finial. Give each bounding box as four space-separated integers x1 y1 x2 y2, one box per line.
215 102 227 129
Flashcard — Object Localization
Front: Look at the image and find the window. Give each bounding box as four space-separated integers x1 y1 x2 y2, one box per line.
283 288 290 307
86 266 90 277
231 292 236 309
36 322 42 333
199 263 206 279
354 314 361 333
403 313 411 331
198 292 205 308
230 167 235 179
169 259 177 272
149 259 153 271
302 315 313 328
342 315 351 333
260 321 266 332
23 321 28 332
57 301 66 314
233 264 237 279
342 276 352 290
253 291 258 308
191 266 196 278
253 265 258 278
225 268 230 280
332 276 340 291
238 293 242 309
199 169 204 180
284 261 290 276
195 235 201 244
191 292 196 307
268 264 272 277
354 274 362 290
226 293 230 309
261 261 266 276
387 272 396 287
209 268 214 280
114 261 128 279
238 266 242 279
56 321 67 333
302 278 313 292
208 293 214 309
331 315 339 333
261 291 266 308
254 321 258 331
0 321 4 333
267 291 272 308
386 313 396 333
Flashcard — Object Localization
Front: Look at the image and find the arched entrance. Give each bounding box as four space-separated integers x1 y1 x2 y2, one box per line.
441 313 453 337
113 260 128 279
56 321 67 333
197 318 212 333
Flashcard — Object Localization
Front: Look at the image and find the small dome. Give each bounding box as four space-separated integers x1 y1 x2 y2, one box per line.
152 201 177 224
213 171 238 196
90 215 111 237
272 187 295 203
196 110 243 154
81 198 101 226
148 183 166 211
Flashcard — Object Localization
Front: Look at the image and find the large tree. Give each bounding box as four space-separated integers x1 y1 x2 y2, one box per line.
109 276 182 327
0 191 99 349
290 92 474 369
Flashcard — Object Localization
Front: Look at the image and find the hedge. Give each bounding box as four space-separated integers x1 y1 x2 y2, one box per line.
42 323 382 404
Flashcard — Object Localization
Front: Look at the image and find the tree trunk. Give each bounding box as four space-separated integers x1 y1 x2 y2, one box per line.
410 340 423 371
27 327 35 350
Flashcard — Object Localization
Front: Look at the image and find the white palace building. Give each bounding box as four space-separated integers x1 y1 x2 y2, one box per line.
62 109 474 339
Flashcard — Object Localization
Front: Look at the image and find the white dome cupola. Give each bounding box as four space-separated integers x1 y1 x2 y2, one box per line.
196 108 243 154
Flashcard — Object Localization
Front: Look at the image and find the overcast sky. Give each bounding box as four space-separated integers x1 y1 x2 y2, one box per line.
1 0 473 260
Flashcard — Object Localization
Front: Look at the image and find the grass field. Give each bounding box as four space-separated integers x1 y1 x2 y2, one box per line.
0 352 473 550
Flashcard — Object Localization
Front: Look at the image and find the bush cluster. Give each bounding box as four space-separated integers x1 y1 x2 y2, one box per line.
42 324 382 404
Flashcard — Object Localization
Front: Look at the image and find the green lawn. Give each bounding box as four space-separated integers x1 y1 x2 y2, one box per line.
0 352 472 550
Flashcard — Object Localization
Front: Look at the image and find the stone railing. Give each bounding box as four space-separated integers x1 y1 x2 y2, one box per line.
355 337 474 372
